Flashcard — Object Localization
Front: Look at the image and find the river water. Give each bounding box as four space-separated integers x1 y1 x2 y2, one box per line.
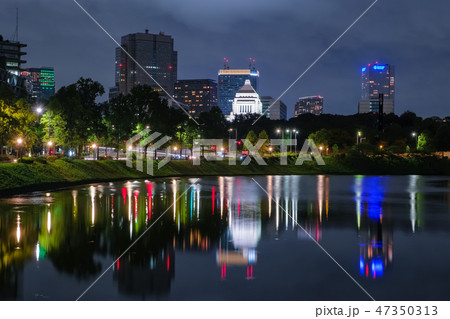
0 175 449 301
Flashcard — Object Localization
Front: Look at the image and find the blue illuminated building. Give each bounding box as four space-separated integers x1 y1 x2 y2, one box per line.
359 62 395 114
218 68 259 116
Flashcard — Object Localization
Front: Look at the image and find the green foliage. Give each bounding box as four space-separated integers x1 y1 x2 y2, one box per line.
243 130 258 151
417 133 427 151
40 111 68 146
332 144 339 153
258 130 270 153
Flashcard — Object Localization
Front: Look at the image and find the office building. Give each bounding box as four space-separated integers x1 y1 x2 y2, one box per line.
261 96 287 120
294 96 323 117
0 35 26 76
174 79 217 117
114 30 177 97
21 67 55 100
359 63 395 114
218 68 259 116
229 79 262 121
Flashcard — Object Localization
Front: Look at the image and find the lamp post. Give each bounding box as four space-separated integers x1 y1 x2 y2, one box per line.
356 131 362 145
412 132 418 149
286 129 292 152
276 128 285 153
91 144 97 160
293 129 298 153
37 106 51 154
16 138 23 160
47 141 53 155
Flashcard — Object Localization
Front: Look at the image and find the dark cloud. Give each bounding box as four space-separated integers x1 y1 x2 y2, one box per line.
1 0 449 117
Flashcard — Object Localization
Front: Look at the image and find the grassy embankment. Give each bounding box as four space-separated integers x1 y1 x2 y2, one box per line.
0 154 449 194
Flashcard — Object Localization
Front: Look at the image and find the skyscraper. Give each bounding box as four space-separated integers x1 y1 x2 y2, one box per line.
218 68 259 116
261 96 287 120
359 63 395 114
294 96 323 117
0 35 26 76
113 30 177 97
174 79 217 117
21 67 55 100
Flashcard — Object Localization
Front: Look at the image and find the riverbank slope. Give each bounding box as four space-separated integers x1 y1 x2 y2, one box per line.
1 155 449 194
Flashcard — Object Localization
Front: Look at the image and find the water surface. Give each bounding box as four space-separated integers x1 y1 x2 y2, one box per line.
0 175 449 301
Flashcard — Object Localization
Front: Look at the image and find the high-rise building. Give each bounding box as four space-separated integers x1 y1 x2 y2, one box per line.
261 96 287 120
229 79 262 121
359 63 395 114
21 67 55 100
174 79 217 117
113 30 177 97
218 68 259 116
0 35 26 76
294 96 323 117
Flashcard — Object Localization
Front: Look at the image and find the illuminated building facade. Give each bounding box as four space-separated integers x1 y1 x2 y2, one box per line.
0 35 26 76
229 79 262 121
294 95 323 117
21 67 55 100
359 63 395 114
113 30 177 97
174 79 217 117
218 68 259 116
260 96 287 120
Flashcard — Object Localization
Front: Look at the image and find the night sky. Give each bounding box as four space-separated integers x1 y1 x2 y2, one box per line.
1 0 449 118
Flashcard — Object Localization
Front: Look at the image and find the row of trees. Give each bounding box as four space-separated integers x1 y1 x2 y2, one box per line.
1 76 449 159
0 78 230 158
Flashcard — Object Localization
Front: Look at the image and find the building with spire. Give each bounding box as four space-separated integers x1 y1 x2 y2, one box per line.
229 79 262 121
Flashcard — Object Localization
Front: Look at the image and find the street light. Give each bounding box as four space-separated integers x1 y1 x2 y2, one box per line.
16 138 24 160
47 141 53 155
293 129 299 153
286 129 292 152
356 131 363 145
412 132 418 148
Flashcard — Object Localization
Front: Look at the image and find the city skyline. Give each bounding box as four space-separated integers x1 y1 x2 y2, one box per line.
0 0 448 118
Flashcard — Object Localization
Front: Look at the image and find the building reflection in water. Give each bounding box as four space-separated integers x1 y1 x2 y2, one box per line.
217 177 260 280
355 176 393 279
0 174 439 299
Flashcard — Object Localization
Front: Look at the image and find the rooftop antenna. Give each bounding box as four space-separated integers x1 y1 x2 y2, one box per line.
249 57 256 70
13 8 19 42
223 58 229 69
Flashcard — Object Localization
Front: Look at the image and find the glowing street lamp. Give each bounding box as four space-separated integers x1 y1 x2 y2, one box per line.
356 131 363 144
173 146 178 151
16 138 24 160
47 141 53 146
